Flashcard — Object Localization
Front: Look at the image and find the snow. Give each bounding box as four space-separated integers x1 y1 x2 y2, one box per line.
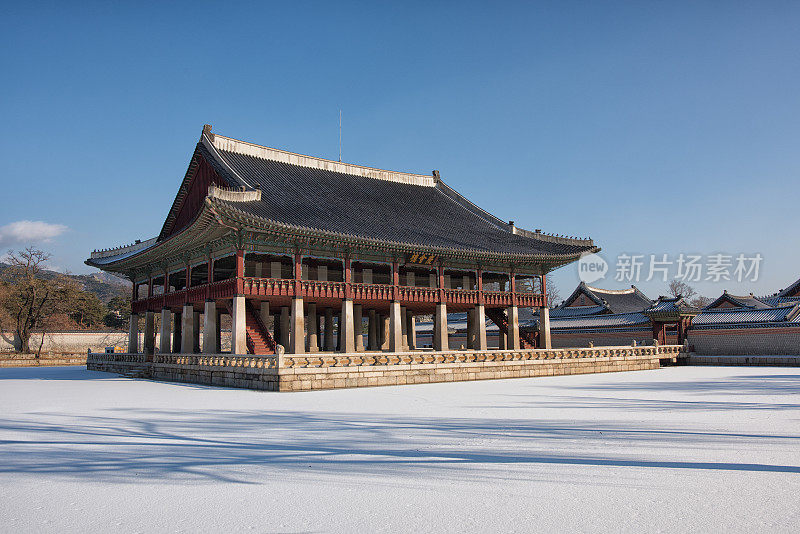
1 365 799 533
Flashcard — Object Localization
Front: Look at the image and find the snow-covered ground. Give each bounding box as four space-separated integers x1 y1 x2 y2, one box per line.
1 366 798 533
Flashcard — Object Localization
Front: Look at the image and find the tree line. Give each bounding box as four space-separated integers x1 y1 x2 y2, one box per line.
0 248 131 354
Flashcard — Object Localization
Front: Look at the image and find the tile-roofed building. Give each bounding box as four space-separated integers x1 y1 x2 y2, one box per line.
554 282 653 315
87 125 598 357
704 291 772 310
691 304 800 329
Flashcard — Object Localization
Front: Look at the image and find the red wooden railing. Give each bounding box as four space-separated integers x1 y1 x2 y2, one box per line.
132 277 545 310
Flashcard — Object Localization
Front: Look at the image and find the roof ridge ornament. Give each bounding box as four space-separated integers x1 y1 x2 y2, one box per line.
207 183 261 202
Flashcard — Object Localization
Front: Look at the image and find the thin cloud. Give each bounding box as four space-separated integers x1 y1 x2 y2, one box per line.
0 220 68 247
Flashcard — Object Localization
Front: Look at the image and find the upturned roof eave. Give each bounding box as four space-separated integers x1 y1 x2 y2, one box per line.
210 198 598 266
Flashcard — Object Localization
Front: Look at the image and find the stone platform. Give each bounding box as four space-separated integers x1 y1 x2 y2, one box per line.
88 345 686 392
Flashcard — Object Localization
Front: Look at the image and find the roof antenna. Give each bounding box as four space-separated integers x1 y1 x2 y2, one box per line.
338 108 342 162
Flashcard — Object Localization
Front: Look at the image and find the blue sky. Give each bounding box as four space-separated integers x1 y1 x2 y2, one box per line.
1 1 798 300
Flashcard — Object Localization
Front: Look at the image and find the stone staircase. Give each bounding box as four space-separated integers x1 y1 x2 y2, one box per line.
485 308 538 349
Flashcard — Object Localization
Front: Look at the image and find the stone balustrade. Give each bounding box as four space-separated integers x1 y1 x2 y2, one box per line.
87 345 686 392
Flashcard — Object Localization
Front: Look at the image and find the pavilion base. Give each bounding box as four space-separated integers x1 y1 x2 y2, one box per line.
88 345 686 392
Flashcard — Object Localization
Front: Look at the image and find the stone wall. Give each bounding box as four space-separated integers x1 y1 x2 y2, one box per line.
688 327 800 356
0 353 88 367
688 354 800 367
87 345 684 392
1 331 128 353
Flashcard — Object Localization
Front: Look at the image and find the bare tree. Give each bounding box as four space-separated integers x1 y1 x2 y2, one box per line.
0 248 76 355
545 274 561 308
668 279 697 300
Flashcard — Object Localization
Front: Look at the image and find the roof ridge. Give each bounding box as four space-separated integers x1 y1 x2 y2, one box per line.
584 285 636 295
210 132 436 187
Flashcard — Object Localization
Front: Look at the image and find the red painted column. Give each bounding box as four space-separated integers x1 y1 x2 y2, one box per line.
163 269 169 308
344 256 352 299
294 252 302 296
509 270 516 306
185 263 192 304
206 257 213 300
235 249 244 295
477 267 484 305
437 264 445 303
392 261 399 301
541 274 547 307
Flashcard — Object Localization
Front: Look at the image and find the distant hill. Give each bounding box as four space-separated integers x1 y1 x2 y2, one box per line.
0 263 130 303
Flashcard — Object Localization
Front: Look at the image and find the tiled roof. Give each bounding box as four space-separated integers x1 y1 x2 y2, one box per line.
557 282 652 314
200 134 597 258
521 312 650 331
549 305 607 317
761 296 800 307
693 305 800 326
778 277 800 298
704 293 772 310
645 296 701 315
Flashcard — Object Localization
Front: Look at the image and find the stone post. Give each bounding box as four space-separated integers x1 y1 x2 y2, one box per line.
181 305 194 354
368 309 377 350
144 311 155 357
279 306 290 348
507 305 520 350
259 302 271 331
380 313 390 350
474 304 487 350
389 301 403 352
159 308 172 354
172 311 182 353
324 308 335 351
406 309 416 349
128 313 139 354
354 304 364 351
538 307 552 349
215 310 222 353
433 302 448 351
307 303 318 352
231 296 247 355
466 309 475 349
289 298 305 354
339 299 355 353
192 311 201 353
400 305 408 350
203 301 218 353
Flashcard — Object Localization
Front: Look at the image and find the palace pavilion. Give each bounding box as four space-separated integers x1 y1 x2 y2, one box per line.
87 125 598 357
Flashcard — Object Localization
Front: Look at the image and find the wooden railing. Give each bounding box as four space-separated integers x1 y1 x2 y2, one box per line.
131 277 546 309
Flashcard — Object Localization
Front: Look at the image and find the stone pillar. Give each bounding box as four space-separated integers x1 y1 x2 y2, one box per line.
259 302 271 331
280 306 290 349
192 311 201 353
368 309 377 350
144 311 155 357
203 301 218 353
474 304 488 350
354 304 364 351
324 308 335 351
181 305 194 354
231 296 247 355
400 306 408 350
538 307 552 349
159 309 171 354
466 309 475 349
172 312 181 353
433 302 448 351
406 309 416 349
215 310 222 353
339 299 355 353
289 298 305 354
380 313 390 350
507 305 520 350
389 301 403 352
307 303 319 352
128 313 139 353
498 325 506 349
